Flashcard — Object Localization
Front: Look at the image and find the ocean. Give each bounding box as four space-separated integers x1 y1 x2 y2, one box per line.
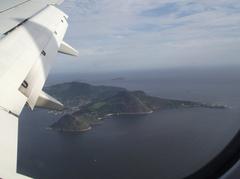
18 67 240 179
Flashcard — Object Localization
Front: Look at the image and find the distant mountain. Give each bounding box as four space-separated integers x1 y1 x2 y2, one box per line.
46 82 226 132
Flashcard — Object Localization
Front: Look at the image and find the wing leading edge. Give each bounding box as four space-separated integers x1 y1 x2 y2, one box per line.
0 3 78 179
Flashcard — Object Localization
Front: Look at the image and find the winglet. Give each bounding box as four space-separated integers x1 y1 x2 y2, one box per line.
58 41 79 56
35 91 64 110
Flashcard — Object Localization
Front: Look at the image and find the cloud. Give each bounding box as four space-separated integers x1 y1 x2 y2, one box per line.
141 3 178 17
52 0 240 73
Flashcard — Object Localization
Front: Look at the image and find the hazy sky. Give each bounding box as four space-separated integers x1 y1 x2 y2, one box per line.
52 0 240 73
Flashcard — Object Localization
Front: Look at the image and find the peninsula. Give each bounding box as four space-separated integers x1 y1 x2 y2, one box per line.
45 82 226 132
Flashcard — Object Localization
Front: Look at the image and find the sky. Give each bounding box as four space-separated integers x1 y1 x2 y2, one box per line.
52 0 240 73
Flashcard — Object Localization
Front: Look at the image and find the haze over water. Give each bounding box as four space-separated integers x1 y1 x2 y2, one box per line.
18 67 240 179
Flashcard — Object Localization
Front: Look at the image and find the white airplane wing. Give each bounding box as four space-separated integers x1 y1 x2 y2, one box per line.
0 0 78 178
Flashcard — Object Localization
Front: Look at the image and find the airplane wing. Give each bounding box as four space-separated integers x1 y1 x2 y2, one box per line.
0 0 78 178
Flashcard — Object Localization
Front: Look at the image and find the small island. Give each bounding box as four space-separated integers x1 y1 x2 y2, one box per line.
45 82 227 132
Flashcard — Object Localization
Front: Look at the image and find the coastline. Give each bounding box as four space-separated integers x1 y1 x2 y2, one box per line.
49 105 228 133
49 111 154 133
48 126 92 133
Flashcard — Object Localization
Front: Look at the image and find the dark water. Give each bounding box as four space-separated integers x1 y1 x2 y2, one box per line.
18 68 240 179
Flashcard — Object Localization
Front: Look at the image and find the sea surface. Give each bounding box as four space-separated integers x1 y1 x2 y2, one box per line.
18 67 240 179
